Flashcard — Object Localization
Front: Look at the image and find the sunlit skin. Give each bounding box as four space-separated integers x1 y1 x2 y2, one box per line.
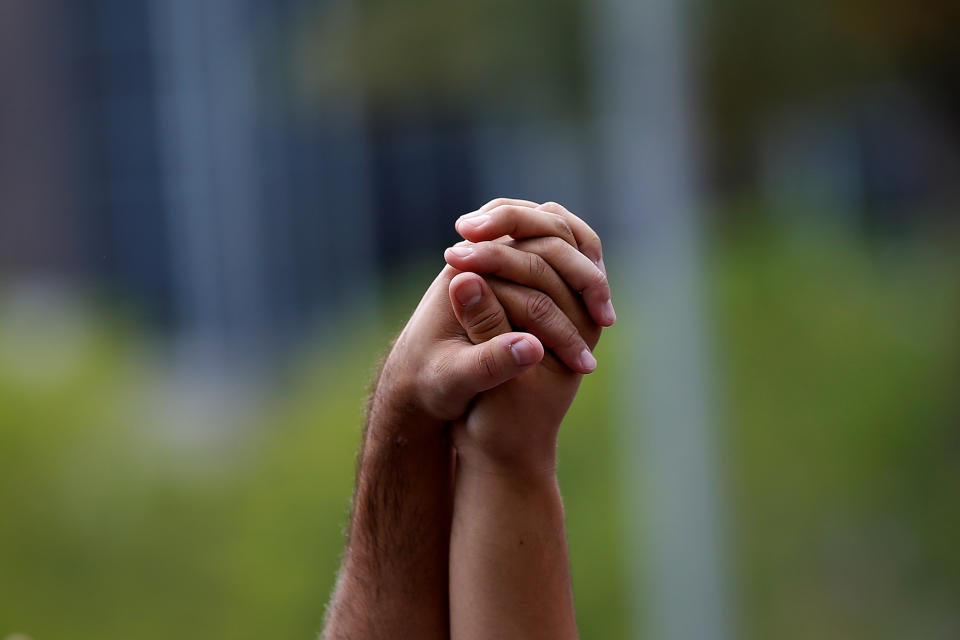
321 199 614 640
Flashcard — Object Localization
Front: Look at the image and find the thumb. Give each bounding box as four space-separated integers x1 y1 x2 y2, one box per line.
448 332 544 396
447 270 543 392
448 271 513 345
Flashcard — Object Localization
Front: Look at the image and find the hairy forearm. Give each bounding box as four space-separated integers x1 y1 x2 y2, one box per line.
449 455 579 640
322 361 453 640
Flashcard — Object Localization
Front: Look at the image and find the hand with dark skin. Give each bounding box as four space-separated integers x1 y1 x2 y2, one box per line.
321 262 547 640
321 198 613 640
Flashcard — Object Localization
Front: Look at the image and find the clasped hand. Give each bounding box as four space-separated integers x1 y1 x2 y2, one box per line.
375 197 615 475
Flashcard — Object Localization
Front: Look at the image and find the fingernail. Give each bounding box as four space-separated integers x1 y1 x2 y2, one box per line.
457 214 490 230
509 338 540 366
446 246 474 259
595 257 606 275
580 348 597 373
454 279 483 308
601 298 617 325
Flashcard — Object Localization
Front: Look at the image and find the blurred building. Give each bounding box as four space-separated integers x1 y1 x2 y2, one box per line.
2 0 369 369
2 0 957 372
0 0 596 372
760 84 960 230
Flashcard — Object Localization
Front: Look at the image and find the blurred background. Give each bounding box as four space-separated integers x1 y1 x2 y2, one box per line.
1 0 958 638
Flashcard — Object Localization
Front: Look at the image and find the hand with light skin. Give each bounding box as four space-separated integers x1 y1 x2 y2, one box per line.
321 198 612 640
445 198 612 472
444 199 611 640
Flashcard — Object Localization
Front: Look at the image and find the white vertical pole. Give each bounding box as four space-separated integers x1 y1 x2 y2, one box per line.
151 0 266 370
592 0 733 638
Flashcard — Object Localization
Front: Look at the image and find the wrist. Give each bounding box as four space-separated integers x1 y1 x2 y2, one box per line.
368 348 443 433
377 336 469 427
453 435 559 482
451 404 563 479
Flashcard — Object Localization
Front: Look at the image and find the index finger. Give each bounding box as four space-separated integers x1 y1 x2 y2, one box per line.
455 205 578 250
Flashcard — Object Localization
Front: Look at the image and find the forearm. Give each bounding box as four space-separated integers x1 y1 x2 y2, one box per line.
449 451 578 640
323 368 453 639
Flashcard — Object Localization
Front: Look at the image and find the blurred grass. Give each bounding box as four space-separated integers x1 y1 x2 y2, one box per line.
716 224 960 638
1 225 958 639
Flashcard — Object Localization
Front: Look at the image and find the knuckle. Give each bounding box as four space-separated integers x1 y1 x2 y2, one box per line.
427 358 453 397
527 252 548 279
541 201 565 213
485 197 510 210
589 266 609 291
552 217 575 243
468 306 506 336
476 348 501 380
590 229 602 249
584 231 603 260
560 323 583 349
526 291 554 324
543 236 567 253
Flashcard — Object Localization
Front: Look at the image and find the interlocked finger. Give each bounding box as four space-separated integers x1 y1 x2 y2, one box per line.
510 236 615 326
445 240 606 328
485 278 598 374
535 201 606 274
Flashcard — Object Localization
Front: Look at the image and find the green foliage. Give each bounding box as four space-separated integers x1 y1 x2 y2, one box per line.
1 226 957 638
716 225 960 638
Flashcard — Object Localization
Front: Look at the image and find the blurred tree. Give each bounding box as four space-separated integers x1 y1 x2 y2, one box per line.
706 0 960 187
